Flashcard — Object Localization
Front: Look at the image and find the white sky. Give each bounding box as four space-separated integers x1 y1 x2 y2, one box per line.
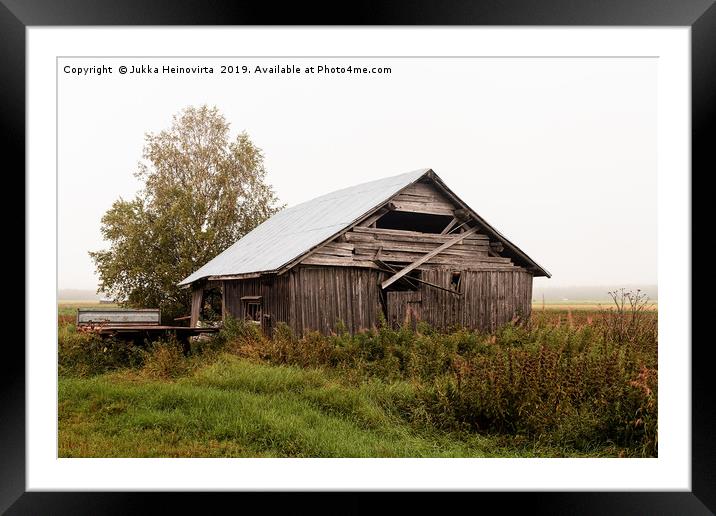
58 57 656 291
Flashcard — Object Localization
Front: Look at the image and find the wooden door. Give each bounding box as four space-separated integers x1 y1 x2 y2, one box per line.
387 291 422 329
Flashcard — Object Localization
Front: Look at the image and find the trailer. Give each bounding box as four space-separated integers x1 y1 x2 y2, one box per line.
76 308 219 353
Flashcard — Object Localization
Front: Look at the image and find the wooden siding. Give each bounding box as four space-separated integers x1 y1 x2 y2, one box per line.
418 269 533 331
389 180 457 216
218 266 533 336
222 274 290 334
289 266 385 335
302 227 520 270
387 291 422 329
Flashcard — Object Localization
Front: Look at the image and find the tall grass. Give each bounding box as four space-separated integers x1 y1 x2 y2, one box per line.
208 296 657 455
58 291 658 457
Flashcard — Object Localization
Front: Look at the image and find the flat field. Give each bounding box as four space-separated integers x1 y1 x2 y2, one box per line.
532 302 657 311
58 301 118 321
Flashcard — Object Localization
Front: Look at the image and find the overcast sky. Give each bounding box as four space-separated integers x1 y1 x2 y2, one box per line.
58 57 656 291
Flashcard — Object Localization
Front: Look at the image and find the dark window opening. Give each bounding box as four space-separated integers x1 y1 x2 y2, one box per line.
246 302 261 322
451 272 462 292
200 288 223 322
376 211 454 234
384 268 421 292
241 296 262 323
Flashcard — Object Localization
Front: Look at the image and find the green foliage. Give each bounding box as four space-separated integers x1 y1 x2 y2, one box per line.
58 324 144 377
89 105 282 321
58 303 658 457
140 338 190 380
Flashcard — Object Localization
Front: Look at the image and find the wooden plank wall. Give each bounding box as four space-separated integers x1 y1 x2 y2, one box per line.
390 181 456 215
288 266 385 335
302 227 518 270
387 291 422 329
420 269 533 331
223 275 290 334
219 267 532 335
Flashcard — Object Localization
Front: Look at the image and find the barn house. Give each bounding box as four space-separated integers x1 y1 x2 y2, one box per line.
179 169 550 335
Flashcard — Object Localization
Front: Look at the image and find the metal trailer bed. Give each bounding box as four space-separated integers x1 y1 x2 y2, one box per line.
76 308 220 353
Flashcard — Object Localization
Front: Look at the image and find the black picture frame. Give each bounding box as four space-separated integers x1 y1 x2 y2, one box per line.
5 1 714 513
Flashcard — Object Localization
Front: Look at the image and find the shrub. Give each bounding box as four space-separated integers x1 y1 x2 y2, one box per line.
141 338 190 379
599 288 658 347
58 324 145 377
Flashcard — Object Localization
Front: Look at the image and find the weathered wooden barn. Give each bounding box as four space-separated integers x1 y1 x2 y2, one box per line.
179 169 550 335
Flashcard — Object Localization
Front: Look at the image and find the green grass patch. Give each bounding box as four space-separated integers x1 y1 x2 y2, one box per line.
60 355 506 458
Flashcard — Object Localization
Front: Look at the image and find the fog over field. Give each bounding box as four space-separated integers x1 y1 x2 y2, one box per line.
531 284 657 303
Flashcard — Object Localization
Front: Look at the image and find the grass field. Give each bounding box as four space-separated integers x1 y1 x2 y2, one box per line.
60 357 551 458
58 297 657 458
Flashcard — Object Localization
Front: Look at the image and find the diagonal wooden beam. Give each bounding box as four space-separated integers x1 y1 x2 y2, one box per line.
358 207 389 228
374 257 419 291
373 263 461 295
440 217 459 234
448 220 472 235
381 226 479 289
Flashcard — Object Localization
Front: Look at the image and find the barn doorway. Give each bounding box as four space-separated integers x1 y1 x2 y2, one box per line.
190 284 224 327
383 268 422 329
387 291 422 329
200 287 223 323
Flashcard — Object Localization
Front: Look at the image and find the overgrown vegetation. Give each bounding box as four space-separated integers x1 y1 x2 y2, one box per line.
58 291 657 458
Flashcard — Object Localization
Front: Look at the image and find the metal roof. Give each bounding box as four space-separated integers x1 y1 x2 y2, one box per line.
178 169 430 286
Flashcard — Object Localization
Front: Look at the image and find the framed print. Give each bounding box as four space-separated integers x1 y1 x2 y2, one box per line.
6 0 716 512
